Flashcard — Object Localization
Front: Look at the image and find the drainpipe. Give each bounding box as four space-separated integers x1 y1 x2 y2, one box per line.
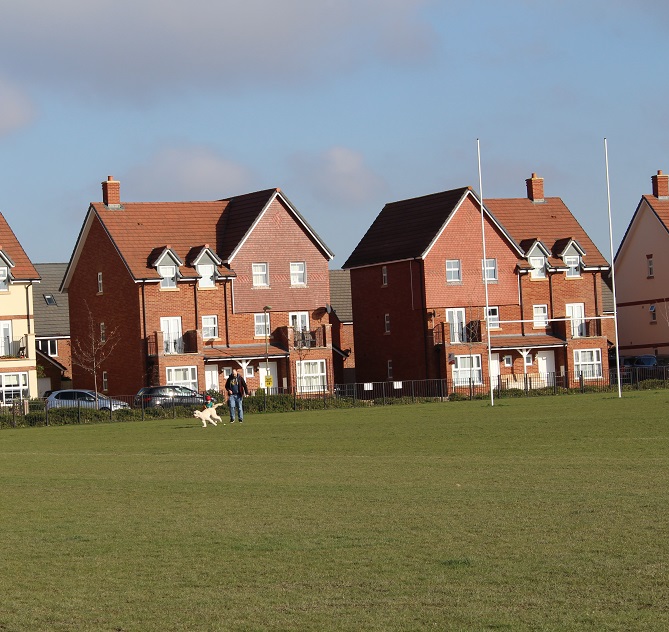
25 283 32 333
518 274 525 336
141 281 149 386
223 279 230 347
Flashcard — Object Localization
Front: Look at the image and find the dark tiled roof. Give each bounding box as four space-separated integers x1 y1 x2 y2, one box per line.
329 269 352 322
343 188 471 268
202 343 289 361
489 334 566 350
0 212 39 280
34 263 70 336
484 197 609 267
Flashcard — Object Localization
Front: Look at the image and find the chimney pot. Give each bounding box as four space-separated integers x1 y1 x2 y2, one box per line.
525 173 544 203
652 170 669 199
102 176 121 208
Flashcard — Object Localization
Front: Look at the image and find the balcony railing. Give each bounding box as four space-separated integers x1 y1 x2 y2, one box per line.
552 318 601 339
0 337 27 359
294 328 325 349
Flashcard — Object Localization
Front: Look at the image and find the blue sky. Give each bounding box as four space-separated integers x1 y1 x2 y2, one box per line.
0 0 667 268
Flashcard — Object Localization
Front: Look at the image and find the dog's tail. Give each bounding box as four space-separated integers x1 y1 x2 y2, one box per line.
212 402 225 409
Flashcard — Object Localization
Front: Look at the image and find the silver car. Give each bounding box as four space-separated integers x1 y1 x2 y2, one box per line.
45 389 130 411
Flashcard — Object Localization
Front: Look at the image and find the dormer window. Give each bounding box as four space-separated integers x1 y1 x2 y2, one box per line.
0 267 8 291
197 264 215 289
530 256 546 279
565 255 580 278
159 265 177 288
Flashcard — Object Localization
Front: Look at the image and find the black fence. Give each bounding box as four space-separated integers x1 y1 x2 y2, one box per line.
2 367 668 429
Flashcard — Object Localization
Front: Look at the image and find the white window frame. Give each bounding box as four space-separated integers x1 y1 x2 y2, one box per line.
161 316 183 354
37 339 58 357
381 266 388 287
245 365 254 378
254 312 270 337
384 313 391 334
296 359 327 393
0 320 13 356
453 355 482 386
565 255 580 278
0 371 28 403
482 258 497 282
202 315 218 339
446 259 461 283
0 267 8 291
647 256 654 278
573 348 602 379
524 354 533 367
222 367 232 378
503 355 513 367
533 304 548 328
166 366 198 391
446 308 466 343
252 262 269 287
289 312 309 332
290 262 306 286
44 294 57 306
566 303 586 337
530 256 546 279
97 272 103 294
486 306 500 329
650 304 657 322
197 263 216 288
159 264 177 289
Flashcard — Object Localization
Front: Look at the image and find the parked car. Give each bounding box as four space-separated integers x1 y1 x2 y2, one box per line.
633 355 658 367
45 389 130 411
134 386 206 408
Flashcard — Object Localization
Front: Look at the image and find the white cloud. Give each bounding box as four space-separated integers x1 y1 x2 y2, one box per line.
0 0 437 101
120 146 254 200
291 146 387 205
0 77 36 136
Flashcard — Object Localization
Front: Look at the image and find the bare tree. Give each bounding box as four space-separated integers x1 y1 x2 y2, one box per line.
71 301 119 398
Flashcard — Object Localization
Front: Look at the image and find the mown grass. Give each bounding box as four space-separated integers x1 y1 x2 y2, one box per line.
1 391 669 631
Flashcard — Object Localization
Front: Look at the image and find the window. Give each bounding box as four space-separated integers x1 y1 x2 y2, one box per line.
573 349 602 379
97 272 103 293
0 321 12 356
533 305 548 328
100 322 106 343
290 262 306 286
566 303 586 337
222 367 232 378
524 354 533 367
289 312 309 332
37 339 58 357
565 255 580 278
159 265 177 288
647 255 654 278
102 371 108 392
384 313 391 333
252 263 269 287
482 258 497 281
530 256 546 279
650 304 657 322
382 266 388 286
0 372 28 404
0 267 8 291
446 308 466 343
43 294 57 306
197 264 215 288
254 312 270 337
166 366 198 391
486 306 500 329
453 355 482 385
503 355 513 367
296 359 327 393
387 359 393 380
161 317 183 354
446 260 461 283
202 315 218 339
245 365 254 378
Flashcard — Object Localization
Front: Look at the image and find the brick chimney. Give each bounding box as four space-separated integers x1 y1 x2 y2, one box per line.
525 173 544 203
651 170 669 199
101 176 121 208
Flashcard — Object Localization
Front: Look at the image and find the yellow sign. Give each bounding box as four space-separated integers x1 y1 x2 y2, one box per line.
264 376 273 387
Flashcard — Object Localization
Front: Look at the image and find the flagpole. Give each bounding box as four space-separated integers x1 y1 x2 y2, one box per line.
604 138 622 398
477 139 494 406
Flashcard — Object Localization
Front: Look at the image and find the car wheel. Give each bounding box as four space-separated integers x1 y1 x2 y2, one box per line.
100 406 111 412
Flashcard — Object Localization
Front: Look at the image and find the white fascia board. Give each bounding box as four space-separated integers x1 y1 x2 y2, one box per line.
344 257 416 271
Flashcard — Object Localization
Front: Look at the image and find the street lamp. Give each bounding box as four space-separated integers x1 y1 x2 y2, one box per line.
263 305 271 411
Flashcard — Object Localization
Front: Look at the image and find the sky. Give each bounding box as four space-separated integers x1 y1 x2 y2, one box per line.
1 0 668 269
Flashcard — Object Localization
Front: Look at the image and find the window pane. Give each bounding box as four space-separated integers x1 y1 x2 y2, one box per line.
198 264 215 288
446 260 461 283
252 263 268 286
290 262 306 285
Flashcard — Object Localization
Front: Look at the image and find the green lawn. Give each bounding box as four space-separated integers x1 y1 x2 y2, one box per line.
1 392 669 631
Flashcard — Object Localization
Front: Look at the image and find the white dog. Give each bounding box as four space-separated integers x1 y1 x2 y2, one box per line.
193 403 225 427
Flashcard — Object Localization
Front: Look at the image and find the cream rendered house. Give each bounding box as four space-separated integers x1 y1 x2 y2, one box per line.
0 212 40 402
616 170 669 358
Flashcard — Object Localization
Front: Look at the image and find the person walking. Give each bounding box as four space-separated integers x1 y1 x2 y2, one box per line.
225 368 249 423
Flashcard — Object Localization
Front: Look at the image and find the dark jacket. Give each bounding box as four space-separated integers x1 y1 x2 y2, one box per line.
225 373 249 398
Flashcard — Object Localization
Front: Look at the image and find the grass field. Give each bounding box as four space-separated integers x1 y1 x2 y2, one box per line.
1 391 669 631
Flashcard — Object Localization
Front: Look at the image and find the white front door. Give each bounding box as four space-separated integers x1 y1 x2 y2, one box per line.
205 364 219 391
259 361 278 394
566 303 585 338
446 308 466 343
289 312 309 331
0 320 12 356
490 353 500 387
160 317 183 354
536 350 556 385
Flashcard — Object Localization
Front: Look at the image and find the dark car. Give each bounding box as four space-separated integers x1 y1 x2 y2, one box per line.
46 389 130 411
134 386 206 408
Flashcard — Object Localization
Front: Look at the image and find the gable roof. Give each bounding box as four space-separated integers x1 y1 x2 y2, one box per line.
343 187 520 269
0 212 40 281
329 269 352 322
62 187 333 290
33 263 70 336
615 195 669 262
484 197 609 268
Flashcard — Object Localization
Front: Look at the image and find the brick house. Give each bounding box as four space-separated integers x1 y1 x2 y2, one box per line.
0 212 40 402
61 177 335 397
329 269 355 384
33 263 72 395
615 170 669 358
343 174 612 388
